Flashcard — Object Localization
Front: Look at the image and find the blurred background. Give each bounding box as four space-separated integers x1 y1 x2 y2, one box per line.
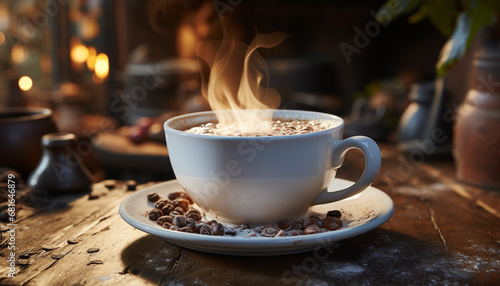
0 0 496 186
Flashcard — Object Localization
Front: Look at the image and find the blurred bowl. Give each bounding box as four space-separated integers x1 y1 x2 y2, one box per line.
0 107 58 177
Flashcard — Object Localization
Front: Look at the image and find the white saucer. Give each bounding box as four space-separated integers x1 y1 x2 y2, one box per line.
119 179 394 256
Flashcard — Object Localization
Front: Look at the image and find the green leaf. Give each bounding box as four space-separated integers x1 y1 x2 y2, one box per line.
436 1 497 76
376 0 422 23
436 12 470 77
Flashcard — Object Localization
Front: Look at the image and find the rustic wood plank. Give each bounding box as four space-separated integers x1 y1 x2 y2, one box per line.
0 144 498 285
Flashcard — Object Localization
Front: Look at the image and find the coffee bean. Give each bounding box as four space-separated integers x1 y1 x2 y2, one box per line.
304 225 321 235
168 192 183 200
19 253 30 259
148 209 163 221
199 224 212 235
185 218 197 227
326 210 342 218
303 217 321 228
261 226 280 237
155 200 169 210
161 203 175 215
104 183 115 190
88 194 99 200
87 247 100 253
174 207 185 215
186 210 202 221
292 221 305 230
127 180 137 191
51 253 65 259
278 221 291 230
41 244 57 251
322 217 343 230
67 238 79 244
169 211 181 217
147 192 160 202
18 259 30 266
173 199 190 212
205 220 218 225
212 223 224 236
157 215 173 226
179 225 197 233
163 222 175 229
224 228 237 236
173 216 187 227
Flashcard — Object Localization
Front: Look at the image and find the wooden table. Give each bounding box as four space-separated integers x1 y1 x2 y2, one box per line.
1 144 499 285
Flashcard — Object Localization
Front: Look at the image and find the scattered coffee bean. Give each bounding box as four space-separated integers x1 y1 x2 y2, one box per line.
173 199 190 212
174 207 185 215
104 183 115 190
127 180 137 191
326 210 342 218
186 218 197 227
173 216 187 227
157 215 173 226
179 225 197 233
51 253 65 259
155 200 169 210
88 260 103 265
19 253 30 259
41 244 57 251
261 226 280 237
168 192 183 200
322 217 343 230
303 217 321 228
147 192 160 202
224 228 237 236
169 210 181 217
163 222 175 229
18 259 30 266
205 220 218 225
148 209 163 221
87 247 100 253
305 225 322 235
212 223 224 236
161 203 175 215
186 210 202 221
278 221 291 230
67 238 79 244
146 190 346 238
88 194 99 200
199 224 212 235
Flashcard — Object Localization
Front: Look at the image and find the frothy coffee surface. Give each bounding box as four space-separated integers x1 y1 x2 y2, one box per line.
184 119 339 137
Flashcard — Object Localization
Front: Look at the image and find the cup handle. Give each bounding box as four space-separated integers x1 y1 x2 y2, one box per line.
312 136 381 205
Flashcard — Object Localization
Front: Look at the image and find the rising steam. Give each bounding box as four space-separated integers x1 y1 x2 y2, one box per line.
197 30 288 127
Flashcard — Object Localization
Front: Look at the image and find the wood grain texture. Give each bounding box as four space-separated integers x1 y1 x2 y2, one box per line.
1 144 499 285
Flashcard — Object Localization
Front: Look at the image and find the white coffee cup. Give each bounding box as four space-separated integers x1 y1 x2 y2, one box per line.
164 109 381 224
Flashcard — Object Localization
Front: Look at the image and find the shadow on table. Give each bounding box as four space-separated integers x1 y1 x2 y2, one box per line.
120 228 478 285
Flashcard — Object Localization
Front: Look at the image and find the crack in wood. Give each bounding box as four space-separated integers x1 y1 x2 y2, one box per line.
426 203 448 251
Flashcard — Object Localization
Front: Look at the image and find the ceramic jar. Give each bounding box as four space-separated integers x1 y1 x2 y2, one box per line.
27 133 93 194
454 38 500 189
0 107 58 177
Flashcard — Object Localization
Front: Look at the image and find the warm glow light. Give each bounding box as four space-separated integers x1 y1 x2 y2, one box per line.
11 45 28 64
0 32 5 45
18 76 33 91
86 46 96 71
94 53 109 79
71 43 89 64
